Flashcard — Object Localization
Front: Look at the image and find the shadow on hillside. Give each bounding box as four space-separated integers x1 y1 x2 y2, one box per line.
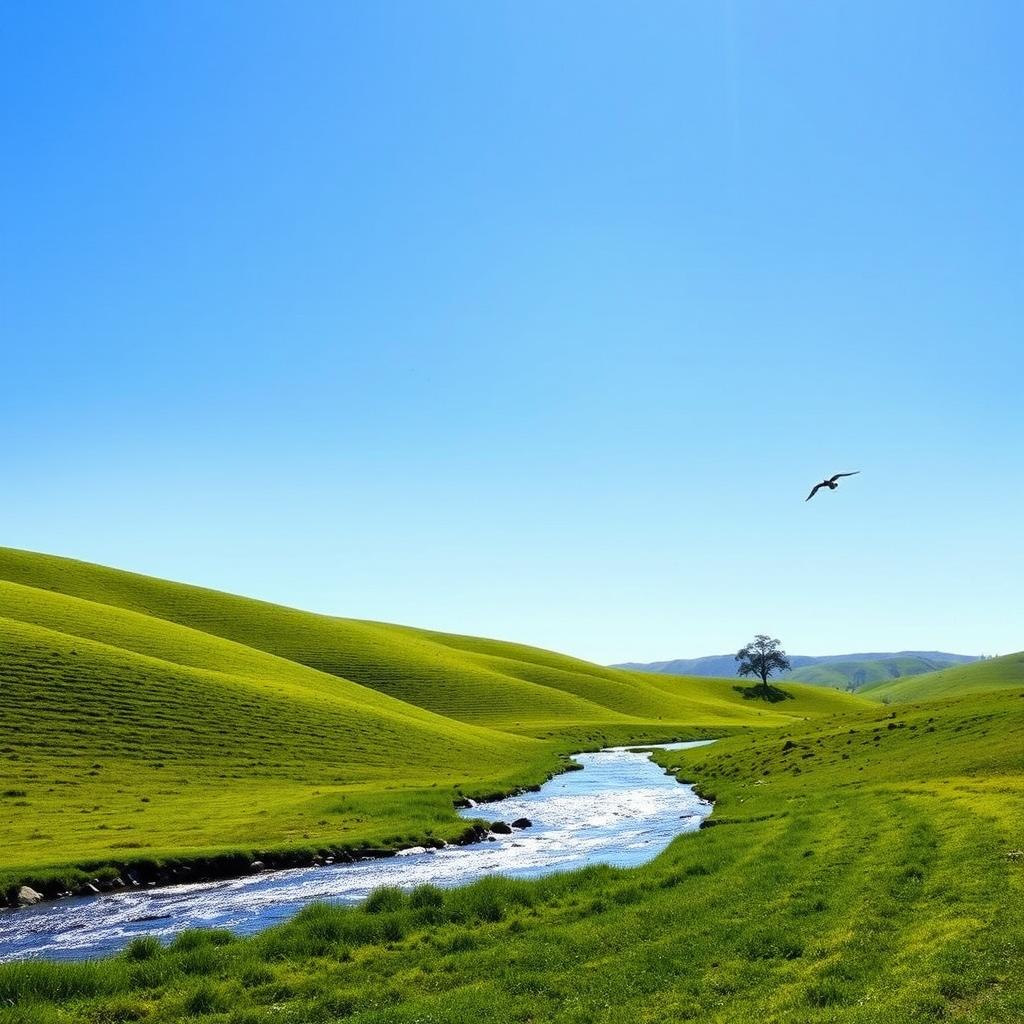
732 684 795 703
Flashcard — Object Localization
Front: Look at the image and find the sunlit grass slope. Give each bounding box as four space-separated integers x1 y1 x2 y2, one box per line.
638 670 862 719
3 687 1021 1022
862 651 1024 703
786 654 961 689
0 600 549 893
0 548 860 734
0 547 867 895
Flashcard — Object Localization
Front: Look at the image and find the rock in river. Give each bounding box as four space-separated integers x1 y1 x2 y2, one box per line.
16 887 43 907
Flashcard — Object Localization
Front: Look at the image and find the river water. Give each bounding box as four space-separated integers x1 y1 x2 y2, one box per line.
0 740 713 962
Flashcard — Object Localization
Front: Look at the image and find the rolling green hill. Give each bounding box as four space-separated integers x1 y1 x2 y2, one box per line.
0 547 1020 1022
784 654 971 689
862 651 1024 703
3 682 1021 1023
0 547 866 897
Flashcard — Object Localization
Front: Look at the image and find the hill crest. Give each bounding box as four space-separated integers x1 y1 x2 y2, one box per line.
614 650 979 691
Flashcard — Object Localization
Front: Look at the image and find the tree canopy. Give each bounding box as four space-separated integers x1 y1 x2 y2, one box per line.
736 635 792 692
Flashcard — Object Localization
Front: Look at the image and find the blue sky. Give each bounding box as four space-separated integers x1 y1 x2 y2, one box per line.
2 2 1021 664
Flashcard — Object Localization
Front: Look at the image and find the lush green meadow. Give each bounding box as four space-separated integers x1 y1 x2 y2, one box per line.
2 681 1021 1022
1 548 1022 1022
0 548 856 897
863 652 1024 703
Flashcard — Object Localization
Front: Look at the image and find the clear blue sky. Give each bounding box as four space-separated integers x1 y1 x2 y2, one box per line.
2 2 1021 664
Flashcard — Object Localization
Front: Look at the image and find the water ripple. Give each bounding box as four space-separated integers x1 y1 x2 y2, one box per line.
0 741 713 961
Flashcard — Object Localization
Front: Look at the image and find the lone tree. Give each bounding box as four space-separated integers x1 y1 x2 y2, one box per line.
736 634 792 694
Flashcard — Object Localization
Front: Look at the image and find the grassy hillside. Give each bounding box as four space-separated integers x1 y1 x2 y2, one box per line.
3 687 1021 1022
0 548 858 736
863 651 1024 703
785 654 962 689
0 548 866 897
0 595 550 894
632 670 860 719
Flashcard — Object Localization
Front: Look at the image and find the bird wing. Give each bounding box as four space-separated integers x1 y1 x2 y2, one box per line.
805 482 825 501
828 471 860 483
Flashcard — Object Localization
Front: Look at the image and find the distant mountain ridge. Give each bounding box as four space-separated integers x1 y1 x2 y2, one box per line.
613 651 980 691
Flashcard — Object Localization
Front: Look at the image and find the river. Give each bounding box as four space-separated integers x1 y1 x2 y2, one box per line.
0 740 713 961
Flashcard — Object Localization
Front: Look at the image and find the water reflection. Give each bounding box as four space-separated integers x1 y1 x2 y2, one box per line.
0 741 713 961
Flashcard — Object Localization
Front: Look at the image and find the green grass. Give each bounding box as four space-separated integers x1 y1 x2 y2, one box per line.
786 655 967 690
2 686 1021 1022
0 547 862 896
0 547 858 735
3 546 1020 1021
862 651 1024 703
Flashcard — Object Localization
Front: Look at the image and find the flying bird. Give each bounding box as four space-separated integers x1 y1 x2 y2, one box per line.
805 471 859 502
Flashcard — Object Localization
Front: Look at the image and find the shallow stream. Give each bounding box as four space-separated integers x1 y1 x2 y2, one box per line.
0 740 713 961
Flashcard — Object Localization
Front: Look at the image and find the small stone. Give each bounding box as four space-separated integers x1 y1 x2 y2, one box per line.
16 886 43 906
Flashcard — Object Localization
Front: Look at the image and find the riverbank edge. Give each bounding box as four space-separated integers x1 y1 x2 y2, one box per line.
2 730 723 911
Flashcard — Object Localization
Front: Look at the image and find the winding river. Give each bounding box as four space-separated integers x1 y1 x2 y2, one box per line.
0 740 713 962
